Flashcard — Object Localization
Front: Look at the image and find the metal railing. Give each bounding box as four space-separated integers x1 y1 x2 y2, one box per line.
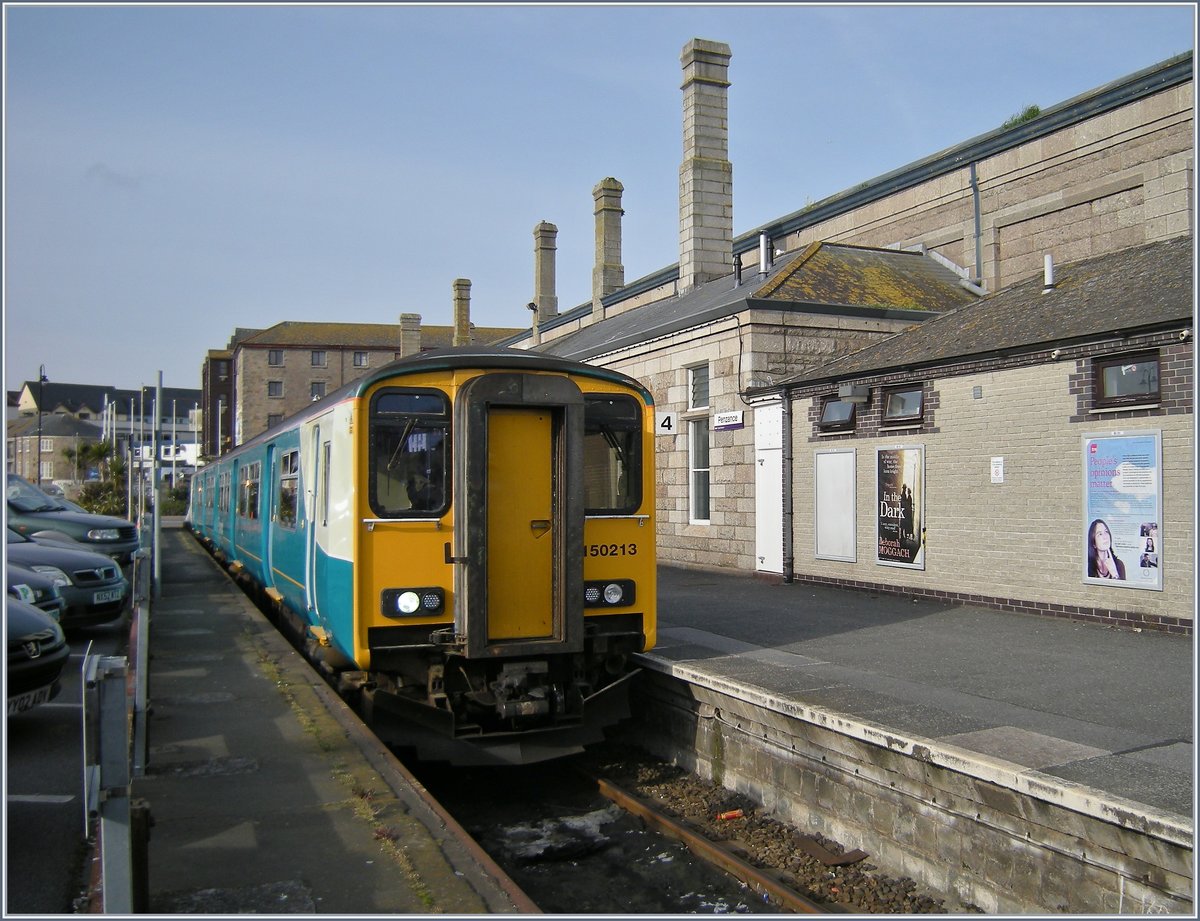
81 547 152 912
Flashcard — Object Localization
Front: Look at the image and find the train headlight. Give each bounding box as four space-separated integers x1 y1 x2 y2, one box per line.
381 587 445 617
584 579 635 608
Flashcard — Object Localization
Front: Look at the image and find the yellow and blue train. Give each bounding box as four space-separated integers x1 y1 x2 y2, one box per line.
188 347 656 764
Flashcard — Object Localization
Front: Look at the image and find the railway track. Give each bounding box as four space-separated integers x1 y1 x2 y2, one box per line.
408 751 834 914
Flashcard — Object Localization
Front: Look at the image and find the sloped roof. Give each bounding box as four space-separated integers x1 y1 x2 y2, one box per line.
769 235 1194 390
19 382 202 415
240 321 522 349
538 243 977 362
8 414 103 439
756 242 978 310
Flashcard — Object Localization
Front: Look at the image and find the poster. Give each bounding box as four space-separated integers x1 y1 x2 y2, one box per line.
876 446 924 569
1082 431 1162 591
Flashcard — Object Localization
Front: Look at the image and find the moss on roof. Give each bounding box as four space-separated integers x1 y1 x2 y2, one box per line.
755 242 977 312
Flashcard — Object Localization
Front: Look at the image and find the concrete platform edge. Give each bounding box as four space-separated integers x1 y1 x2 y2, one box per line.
637 654 1194 848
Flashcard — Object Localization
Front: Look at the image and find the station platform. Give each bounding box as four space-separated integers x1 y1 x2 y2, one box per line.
131 524 532 914
646 564 1194 826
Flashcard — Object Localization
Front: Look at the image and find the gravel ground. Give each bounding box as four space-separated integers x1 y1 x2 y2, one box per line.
580 743 981 914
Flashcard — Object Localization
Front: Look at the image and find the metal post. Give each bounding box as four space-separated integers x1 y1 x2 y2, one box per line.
131 548 151 777
171 398 177 489
153 374 162 599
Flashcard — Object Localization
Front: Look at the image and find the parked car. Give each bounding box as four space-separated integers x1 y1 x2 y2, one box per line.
7 564 67 621
6 473 139 564
6 529 130 628
7 597 70 716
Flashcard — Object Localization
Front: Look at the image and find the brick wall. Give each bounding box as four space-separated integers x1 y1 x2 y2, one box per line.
790 334 1194 630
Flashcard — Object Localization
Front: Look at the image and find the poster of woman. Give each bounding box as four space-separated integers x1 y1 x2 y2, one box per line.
1082 431 1162 591
876 446 924 569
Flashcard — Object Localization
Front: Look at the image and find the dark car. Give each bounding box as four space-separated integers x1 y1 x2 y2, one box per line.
6 529 130 628
7 597 70 715
7 564 67 621
6 473 139 564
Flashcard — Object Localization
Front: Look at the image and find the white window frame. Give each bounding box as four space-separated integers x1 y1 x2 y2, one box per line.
689 416 710 524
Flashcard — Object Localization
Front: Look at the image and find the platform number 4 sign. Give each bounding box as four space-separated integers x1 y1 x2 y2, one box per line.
656 412 678 436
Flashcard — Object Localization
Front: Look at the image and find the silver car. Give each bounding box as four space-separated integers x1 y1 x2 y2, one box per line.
6 528 130 628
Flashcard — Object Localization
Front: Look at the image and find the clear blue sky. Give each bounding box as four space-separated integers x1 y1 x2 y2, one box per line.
4 3 1194 394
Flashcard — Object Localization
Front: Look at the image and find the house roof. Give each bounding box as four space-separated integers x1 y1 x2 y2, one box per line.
238 320 522 349
537 242 978 362
767 235 1194 391
19 382 203 415
8 414 104 439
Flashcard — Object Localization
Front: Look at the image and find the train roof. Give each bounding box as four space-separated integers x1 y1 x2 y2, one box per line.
214 347 654 459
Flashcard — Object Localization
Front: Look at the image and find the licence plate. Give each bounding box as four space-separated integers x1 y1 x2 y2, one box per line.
93 588 123 604
8 685 53 716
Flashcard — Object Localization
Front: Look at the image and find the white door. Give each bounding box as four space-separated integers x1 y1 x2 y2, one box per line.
754 402 784 574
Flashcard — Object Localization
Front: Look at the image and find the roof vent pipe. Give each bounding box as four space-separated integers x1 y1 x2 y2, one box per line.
1043 254 1056 291
759 233 772 274
734 252 743 287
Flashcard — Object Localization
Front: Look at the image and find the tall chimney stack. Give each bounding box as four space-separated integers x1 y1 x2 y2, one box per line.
398 313 422 356
533 221 559 328
679 38 733 295
452 279 471 347
592 177 625 323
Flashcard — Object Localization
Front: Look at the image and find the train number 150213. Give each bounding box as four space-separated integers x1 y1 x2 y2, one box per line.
587 543 639 557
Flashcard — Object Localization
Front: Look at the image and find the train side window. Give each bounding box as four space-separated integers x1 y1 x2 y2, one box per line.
368 388 451 518
278 450 299 528
238 461 261 520
321 442 331 527
584 395 642 515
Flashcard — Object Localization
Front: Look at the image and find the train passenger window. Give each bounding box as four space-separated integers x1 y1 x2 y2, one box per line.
278 450 299 528
238 462 261 520
368 389 450 517
584 395 642 515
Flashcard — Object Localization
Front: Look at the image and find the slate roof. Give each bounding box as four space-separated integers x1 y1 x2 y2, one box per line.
18 382 203 415
766 235 1194 391
239 321 522 349
538 243 979 362
7 414 103 439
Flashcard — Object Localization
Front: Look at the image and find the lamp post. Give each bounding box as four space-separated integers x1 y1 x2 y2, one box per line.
35 365 48 486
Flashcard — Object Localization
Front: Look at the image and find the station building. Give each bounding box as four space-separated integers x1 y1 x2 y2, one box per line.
511 41 1194 631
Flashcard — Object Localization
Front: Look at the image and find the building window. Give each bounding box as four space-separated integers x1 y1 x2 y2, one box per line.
268 349 283 366
689 364 710 410
310 381 327 401
689 417 710 523
267 414 282 429
311 350 327 367
217 361 229 382
1094 352 1159 409
354 351 369 368
818 398 856 433
40 438 53 452
882 385 924 424
268 381 283 398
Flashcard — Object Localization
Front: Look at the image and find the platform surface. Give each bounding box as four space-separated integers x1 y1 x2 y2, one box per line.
647 566 1194 821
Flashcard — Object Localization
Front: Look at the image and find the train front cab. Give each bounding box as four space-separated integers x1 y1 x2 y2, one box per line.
355 362 655 764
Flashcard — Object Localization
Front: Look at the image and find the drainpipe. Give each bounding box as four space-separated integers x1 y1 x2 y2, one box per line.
781 391 794 583
970 161 983 284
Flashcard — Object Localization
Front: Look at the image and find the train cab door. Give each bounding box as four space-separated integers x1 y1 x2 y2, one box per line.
453 373 584 658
